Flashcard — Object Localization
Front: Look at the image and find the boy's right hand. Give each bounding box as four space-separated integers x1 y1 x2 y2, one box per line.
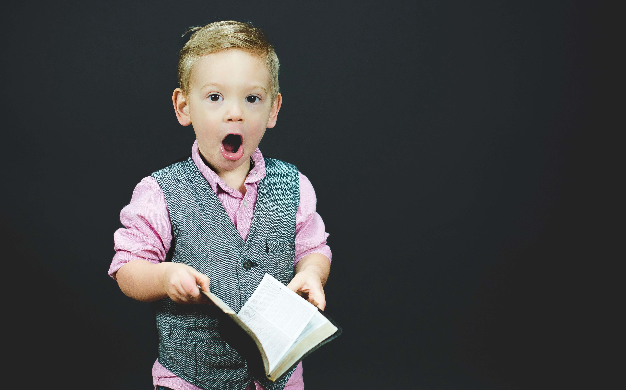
160 263 212 304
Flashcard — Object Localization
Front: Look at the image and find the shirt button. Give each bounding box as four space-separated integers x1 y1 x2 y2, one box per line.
242 200 248 208
243 260 257 270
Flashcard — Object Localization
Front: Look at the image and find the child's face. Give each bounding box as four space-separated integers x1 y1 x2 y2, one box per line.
173 49 281 176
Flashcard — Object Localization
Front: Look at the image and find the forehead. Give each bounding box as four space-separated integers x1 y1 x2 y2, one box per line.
189 49 270 90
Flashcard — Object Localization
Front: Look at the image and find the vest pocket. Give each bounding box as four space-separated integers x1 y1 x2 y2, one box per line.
266 238 295 254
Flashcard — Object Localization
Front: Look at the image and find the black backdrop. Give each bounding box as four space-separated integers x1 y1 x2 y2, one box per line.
2 1 611 389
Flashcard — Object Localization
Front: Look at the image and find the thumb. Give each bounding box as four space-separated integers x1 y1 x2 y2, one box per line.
286 277 303 293
191 269 211 293
307 287 326 311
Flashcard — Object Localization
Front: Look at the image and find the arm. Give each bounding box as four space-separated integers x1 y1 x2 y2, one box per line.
287 253 330 310
111 177 211 305
286 173 332 310
116 259 211 304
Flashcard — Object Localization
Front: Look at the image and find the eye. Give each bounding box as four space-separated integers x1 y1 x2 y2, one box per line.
208 93 223 102
246 95 261 104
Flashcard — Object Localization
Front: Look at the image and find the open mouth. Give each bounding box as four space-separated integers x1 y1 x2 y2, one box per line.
222 134 242 153
220 133 244 161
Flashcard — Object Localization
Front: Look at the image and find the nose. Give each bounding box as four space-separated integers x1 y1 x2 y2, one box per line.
224 100 244 122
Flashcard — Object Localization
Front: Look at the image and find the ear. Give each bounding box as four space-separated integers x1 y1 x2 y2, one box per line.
266 93 282 129
173 88 191 126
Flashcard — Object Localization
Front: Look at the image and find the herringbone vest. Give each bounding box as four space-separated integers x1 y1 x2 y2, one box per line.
151 156 299 390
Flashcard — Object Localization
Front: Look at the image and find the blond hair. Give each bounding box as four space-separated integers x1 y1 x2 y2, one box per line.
178 20 280 100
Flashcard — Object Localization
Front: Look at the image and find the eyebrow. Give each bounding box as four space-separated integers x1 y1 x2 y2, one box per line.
200 82 268 94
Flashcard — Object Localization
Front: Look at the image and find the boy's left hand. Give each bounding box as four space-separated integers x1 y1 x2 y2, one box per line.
287 270 326 310
286 253 330 311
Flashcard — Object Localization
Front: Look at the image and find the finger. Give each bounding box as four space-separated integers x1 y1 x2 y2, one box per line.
171 283 192 304
192 285 213 305
169 272 199 303
286 277 304 293
170 277 191 301
307 287 326 310
192 271 211 293
176 289 199 303
189 270 213 304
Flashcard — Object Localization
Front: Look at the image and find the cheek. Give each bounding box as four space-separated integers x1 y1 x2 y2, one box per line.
245 122 267 144
247 113 270 131
192 117 222 142
192 111 220 128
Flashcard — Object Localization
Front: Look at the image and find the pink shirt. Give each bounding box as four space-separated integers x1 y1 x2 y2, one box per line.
109 141 331 390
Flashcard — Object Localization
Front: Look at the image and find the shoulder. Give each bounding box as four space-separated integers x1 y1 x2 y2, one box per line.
130 176 165 202
151 154 194 183
297 171 318 213
263 157 299 191
263 157 298 175
298 172 316 198
120 177 168 233
260 157 317 198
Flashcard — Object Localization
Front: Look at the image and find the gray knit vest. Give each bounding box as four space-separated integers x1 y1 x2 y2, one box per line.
151 156 299 390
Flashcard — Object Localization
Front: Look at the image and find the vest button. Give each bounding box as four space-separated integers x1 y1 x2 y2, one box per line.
243 260 254 270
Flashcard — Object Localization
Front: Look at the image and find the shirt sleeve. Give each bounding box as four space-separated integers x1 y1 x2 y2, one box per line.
294 172 332 264
108 176 172 279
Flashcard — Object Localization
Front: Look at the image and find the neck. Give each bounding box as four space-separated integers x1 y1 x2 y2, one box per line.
199 152 251 194
217 162 250 194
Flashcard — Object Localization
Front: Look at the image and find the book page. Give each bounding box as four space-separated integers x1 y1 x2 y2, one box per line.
269 310 337 380
287 310 327 351
238 274 317 372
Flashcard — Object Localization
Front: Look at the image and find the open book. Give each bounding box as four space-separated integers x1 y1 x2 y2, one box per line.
203 273 341 382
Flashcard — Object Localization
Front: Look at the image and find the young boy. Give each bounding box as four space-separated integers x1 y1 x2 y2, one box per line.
108 21 331 390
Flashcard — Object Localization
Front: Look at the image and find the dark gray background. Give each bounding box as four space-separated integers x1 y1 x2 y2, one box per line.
2 1 612 389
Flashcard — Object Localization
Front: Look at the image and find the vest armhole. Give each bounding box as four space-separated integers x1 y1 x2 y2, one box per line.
164 234 176 263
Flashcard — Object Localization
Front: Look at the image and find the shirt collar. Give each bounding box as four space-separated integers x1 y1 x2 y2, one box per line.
191 140 266 195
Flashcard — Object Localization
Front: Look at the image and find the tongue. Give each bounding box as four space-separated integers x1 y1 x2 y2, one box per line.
221 135 244 161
